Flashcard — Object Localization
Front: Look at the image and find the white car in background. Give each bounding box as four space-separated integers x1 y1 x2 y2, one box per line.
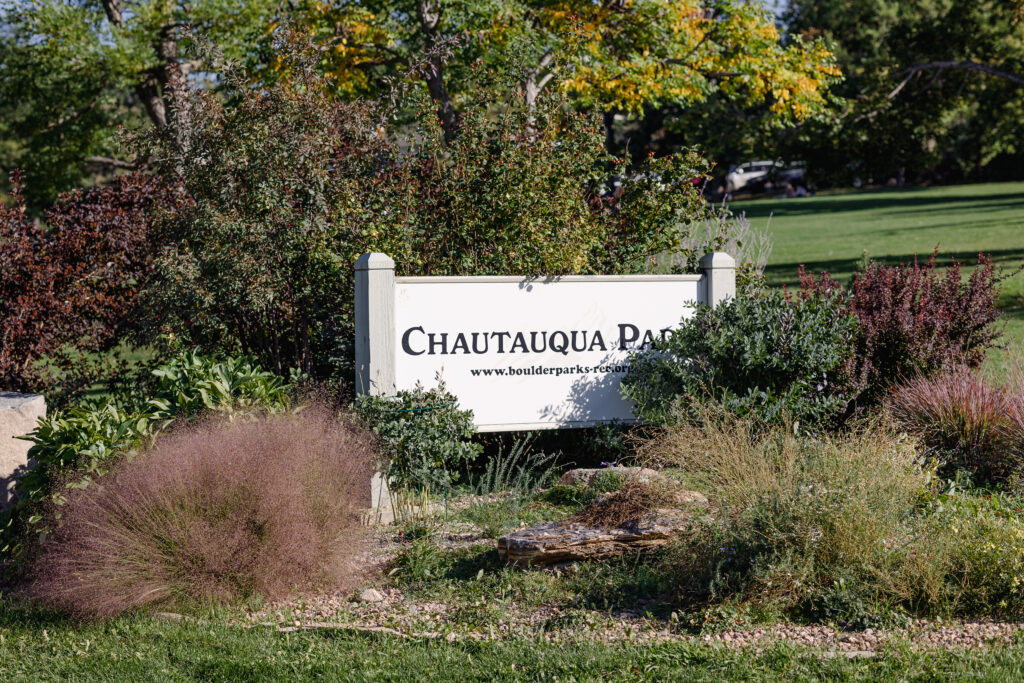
725 160 805 194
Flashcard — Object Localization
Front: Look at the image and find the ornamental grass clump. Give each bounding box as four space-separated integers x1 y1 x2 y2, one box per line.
27 408 375 620
888 367 1022 485
640 412 927 616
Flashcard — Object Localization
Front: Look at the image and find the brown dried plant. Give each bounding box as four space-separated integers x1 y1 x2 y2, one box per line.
572 480 678 529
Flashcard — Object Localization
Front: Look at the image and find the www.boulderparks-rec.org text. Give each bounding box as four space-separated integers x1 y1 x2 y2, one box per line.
469 363 630 377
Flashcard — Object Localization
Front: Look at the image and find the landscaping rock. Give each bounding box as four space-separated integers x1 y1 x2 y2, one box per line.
498 494 707 567
358 588 385 603
556 467 668 488
0 392 45 510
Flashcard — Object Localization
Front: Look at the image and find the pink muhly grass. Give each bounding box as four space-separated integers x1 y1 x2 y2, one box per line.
889 368 1019 483
27 407 376 620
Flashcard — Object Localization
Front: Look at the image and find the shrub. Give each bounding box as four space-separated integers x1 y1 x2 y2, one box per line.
621 290 856 428
800 252 1002 408
889 368 1021 485
640 414 928 618
1 350 292 564
27 409 375 619
0 170 166 406
353 383 482 490
138 40 710 381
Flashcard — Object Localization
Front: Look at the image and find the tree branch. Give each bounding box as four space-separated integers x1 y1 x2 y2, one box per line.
84 156 137 170
896 60 1024 89
416 0 460 141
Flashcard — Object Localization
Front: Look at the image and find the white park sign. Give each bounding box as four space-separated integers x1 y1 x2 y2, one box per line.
355 252 736 431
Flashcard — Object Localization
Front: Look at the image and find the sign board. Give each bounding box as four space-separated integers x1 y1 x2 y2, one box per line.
355 253 735 432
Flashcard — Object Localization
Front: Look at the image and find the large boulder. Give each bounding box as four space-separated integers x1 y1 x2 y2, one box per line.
498 489 708 567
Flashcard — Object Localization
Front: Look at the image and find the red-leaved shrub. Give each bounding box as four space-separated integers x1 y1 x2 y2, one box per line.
0 170 169 404
889 368 1021 485
801 252 1002 408
27 408 376 619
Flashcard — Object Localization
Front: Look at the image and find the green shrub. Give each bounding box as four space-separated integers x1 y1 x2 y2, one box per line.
137 43 710 381
1 350 292 563
622 290 856 428
353 383 481 490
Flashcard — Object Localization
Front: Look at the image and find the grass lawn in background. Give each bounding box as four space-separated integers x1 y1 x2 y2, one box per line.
735 182 1024 374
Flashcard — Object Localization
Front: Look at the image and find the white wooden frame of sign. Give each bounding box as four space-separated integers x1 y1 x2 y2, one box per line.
354 252 736 432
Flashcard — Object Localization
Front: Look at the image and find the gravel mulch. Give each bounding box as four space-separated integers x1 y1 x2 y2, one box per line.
245 511 1024 655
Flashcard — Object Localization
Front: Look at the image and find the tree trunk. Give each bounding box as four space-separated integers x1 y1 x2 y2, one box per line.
416 0 460 142
100 0 183 134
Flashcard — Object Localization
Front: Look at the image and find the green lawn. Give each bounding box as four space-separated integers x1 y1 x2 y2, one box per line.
3 605 1024 681
736 182 1024 373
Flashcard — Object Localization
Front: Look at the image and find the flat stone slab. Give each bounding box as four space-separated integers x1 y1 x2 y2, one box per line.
498 503 705 567
556 467 668 488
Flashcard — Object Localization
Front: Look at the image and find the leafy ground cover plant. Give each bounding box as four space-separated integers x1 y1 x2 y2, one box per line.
27 409 375 619
0 351 292 564
622 290 856 428
353 383 481 491
800 252 1003 409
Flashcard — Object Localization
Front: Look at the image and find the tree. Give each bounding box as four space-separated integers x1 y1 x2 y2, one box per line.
0 0 276 205
780 0 1024 184
265 1 841 139
1 1 840 203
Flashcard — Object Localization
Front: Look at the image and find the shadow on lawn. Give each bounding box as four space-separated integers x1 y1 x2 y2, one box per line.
0 600 81 628
740 189 1024 220
765 247 1024 287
